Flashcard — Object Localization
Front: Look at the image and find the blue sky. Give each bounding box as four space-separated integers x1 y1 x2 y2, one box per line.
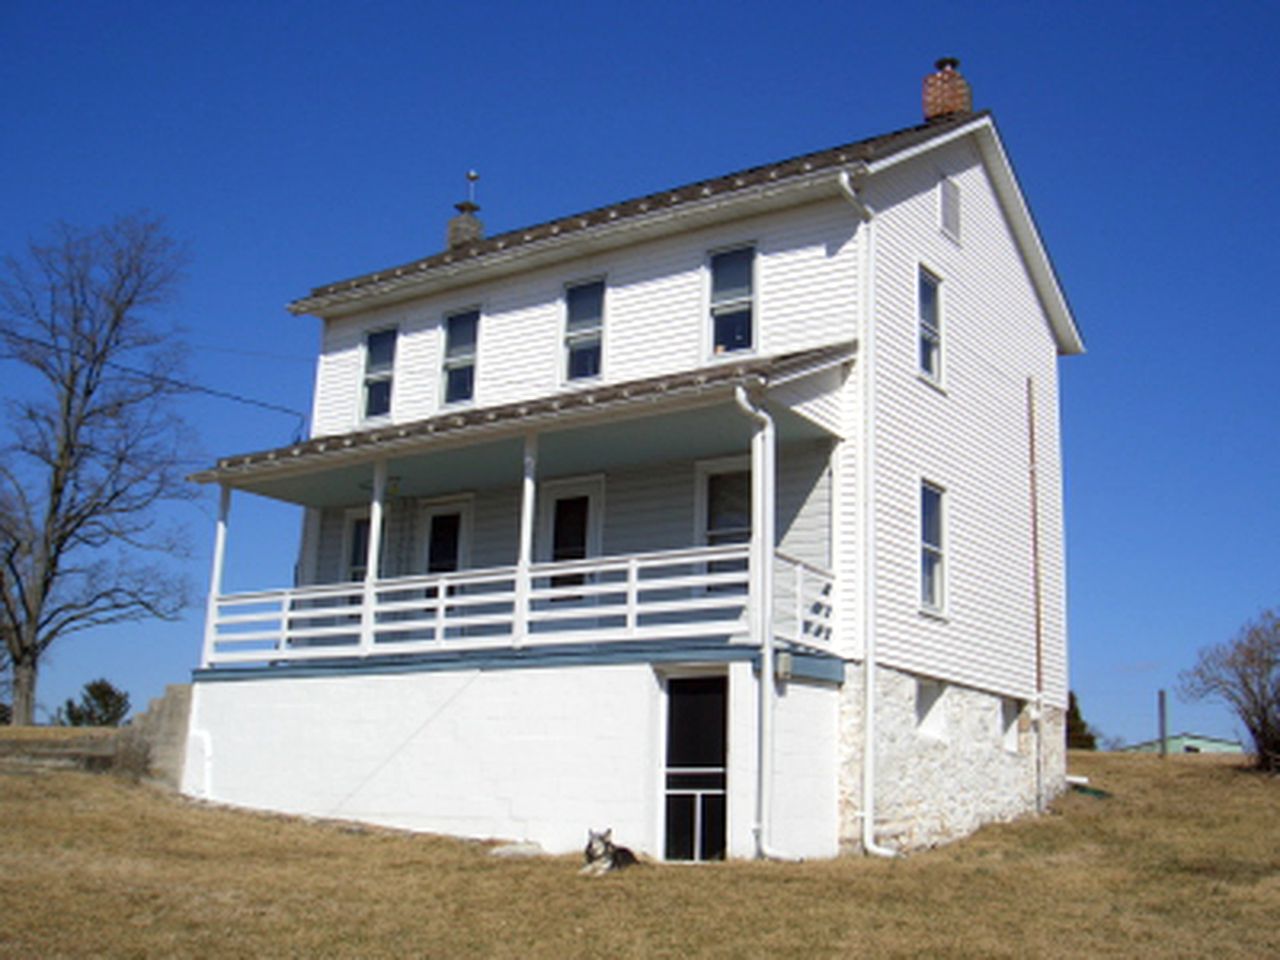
2 0 1276 746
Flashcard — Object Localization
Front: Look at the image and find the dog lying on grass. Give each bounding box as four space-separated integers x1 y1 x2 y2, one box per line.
579 828 640 875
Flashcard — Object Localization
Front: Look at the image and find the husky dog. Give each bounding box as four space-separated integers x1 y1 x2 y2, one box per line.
579 828 640 875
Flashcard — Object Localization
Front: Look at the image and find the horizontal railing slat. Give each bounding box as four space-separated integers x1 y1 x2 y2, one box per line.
205 545 830 666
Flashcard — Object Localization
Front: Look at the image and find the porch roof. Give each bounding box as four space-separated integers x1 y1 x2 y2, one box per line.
190 341 855 506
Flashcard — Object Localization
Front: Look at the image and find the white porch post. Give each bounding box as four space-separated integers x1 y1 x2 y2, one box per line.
201 484 232 668
360 459 388 654
515 432 538 645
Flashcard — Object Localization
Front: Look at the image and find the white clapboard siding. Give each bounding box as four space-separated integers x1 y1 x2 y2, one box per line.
769 366 846 438
757 199 861 357
306 445 831 586
310 200 862 436
866 138 1068 708
776 439 832 570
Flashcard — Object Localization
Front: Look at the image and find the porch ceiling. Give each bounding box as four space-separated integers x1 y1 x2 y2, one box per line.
226 398 828 508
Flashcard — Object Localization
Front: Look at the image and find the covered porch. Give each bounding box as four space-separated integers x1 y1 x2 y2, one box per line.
194 346 852 671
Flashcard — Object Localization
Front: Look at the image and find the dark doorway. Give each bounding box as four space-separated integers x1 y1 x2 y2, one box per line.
551 494 590 590
427 512 462 573
665 675 727 861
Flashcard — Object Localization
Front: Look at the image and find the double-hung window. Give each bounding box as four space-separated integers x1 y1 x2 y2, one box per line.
442 308 479 405
919 268 941 380
921 482 945 611
363 329 396 419
710 246 754 355
565 280 604 381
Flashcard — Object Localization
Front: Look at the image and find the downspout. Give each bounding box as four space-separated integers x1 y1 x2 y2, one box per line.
733 383 786 860
1026 377 1046 812
839 166 897 858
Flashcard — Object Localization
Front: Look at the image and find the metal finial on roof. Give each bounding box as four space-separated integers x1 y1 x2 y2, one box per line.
467 169 479 205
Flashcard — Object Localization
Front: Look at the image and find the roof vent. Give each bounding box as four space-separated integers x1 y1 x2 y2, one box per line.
446 170 484 249
923 58 972 121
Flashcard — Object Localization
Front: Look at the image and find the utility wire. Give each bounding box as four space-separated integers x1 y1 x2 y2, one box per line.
0 331 309 441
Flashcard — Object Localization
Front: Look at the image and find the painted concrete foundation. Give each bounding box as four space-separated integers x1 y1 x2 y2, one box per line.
182 658 840 860
182 657 1057 859
838 661 1066 853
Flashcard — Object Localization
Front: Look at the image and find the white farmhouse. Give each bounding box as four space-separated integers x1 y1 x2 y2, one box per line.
184 60 1083 860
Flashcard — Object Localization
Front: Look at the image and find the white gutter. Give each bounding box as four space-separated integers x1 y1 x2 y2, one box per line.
837 167 874 223
733 384 788 860
839 169 897 859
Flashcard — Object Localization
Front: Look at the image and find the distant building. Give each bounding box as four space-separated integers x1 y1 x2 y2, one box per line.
1124 733 1244 755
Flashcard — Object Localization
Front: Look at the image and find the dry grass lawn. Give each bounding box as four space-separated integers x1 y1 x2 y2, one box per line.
1 751 1277 958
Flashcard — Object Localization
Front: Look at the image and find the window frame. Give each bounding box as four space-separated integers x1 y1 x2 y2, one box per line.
441 307 480 407
707 244 757 358
918 266 943 383
361 327 397 422
920 480 946 614
563 277 606 384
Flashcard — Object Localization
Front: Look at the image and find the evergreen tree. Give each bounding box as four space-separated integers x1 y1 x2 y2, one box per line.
1066 690 1098 750
53 678 130 727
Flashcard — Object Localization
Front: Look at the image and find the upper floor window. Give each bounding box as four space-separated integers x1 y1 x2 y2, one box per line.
363 329 396 419
710 246 754 355
443 308 479 405
565 279 604 381
939 176 960 240
919 268 941 380
921 481 945 611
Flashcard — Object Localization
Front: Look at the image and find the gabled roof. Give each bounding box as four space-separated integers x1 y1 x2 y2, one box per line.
289 110 1082 356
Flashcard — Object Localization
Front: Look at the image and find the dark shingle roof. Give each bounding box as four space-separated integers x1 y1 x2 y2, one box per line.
291 111 988 313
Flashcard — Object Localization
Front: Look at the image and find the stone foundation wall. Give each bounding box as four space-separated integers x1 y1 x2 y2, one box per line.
837 662 1065 853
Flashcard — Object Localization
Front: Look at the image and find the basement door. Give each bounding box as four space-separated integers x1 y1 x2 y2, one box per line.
665 676 727 861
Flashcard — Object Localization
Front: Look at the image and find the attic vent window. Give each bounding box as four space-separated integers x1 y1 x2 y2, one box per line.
940 177 960 240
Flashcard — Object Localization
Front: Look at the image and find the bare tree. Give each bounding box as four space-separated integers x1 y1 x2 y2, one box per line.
1180 609 1280 772
0 215 192 725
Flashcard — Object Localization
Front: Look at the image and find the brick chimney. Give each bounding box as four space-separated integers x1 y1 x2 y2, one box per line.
446 170 484 249
923 58 972 121
446 200 484 249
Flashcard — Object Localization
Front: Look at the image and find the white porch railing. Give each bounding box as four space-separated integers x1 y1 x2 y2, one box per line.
773 549 836 651
203 545 834 667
